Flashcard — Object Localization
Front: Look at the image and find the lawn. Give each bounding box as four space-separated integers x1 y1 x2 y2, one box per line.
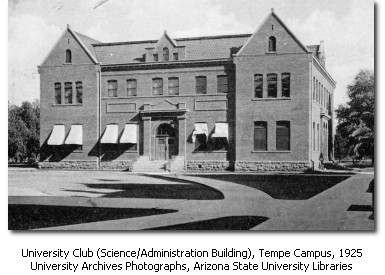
190 174 351 200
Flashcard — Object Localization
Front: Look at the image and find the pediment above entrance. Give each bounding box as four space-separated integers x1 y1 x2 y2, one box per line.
140 99 187 116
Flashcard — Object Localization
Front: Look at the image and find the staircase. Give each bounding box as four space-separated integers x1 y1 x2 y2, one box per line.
131 157 168 172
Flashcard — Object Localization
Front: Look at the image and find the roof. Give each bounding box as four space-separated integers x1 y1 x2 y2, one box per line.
71 16 320 66
92 34 251 65
75 32 101 59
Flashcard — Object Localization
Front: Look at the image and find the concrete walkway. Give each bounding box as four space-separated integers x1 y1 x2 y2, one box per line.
8 169 374 230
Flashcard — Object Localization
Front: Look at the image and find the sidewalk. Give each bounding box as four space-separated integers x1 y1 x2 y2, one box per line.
8 169 374 230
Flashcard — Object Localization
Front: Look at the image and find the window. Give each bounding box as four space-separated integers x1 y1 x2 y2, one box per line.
66 49 72 63
127 79 137 96
163 47 169 61
75 81 82 104
281 73 290 97
153 54 158 61
107 80 118 97
316 80 319 103
173 53 178 61
276 121 290 151
313 77 316 101
54 83 61 104
254 121 267 151
217 75 228 93
196 76 207 94
317 124 320 151
313 122 315 151
152 78 163 95
267 73 277 98
64 82 72 104
268 36 276 52
195 134 208 151
254 74 263 98
168 77 179 95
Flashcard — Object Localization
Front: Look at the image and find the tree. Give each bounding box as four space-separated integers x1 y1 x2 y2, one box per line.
335 70 374 164
8 100 40 163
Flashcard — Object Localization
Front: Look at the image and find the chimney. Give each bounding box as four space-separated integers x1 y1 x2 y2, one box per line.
319 41 326 68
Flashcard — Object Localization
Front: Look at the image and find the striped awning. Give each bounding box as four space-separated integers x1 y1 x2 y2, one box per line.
120 124 138 144
212 122 228 140
47 125 65 145
100 124 118 144
64 125 83 145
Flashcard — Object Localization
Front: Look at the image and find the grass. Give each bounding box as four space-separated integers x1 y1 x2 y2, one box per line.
9 204 176 230
190 174 351 200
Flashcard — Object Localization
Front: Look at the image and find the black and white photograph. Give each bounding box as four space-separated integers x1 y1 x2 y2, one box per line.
7 0 374 232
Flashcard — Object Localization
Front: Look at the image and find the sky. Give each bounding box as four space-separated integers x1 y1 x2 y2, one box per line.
8 0 374 108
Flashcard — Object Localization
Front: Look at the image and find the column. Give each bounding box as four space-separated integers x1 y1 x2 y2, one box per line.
177 115 186 157
142 117 151 160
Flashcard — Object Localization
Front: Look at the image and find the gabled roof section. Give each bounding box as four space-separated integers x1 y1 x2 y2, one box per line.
155 30 181 48
236 9 310 56
75 31 101 59
39 25 100 66
68 27 99 63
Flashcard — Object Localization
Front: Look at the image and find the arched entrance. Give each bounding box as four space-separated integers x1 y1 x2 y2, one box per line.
155 123 178 160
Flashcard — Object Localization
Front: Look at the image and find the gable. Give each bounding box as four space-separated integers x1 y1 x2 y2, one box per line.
40 28 97 67
237 12 309 56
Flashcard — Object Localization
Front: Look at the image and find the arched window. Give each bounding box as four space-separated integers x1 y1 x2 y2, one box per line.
268 36 276 52
66 49 72 63
163 47 169 61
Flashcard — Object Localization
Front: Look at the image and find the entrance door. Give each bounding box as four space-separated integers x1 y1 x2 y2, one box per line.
155 123 178 160
156 137 167 160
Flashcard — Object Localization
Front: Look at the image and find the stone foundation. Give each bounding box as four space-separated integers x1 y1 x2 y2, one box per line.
38 160 133 170
100 160 133 170
234 161 311 172
38 160 98 170
186 160 231 172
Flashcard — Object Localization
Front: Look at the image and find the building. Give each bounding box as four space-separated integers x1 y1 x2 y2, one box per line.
38 10 335 172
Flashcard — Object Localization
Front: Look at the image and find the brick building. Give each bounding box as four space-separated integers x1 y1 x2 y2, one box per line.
38 10 335 172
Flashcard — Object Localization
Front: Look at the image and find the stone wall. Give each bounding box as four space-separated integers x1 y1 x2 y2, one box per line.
99 160 133 170
38 160 133 170
234 161 311 172
38 160 98 170
186 160 232 172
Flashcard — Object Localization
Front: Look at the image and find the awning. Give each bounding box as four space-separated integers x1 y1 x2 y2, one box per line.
120 124 138 143
64 125 83 145
100 124 118 144
47 125 65 145
192 123 208 142
212 122 228 140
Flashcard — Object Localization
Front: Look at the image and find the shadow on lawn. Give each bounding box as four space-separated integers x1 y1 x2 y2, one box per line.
189 174 351 200
67 175 224 200
9 204 176 230
75 182 224 200
146 216 269 230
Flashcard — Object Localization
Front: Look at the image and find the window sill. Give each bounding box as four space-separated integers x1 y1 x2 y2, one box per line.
252 97 291 101
122 150 139 154
265 51 277 54
52 104 83 107
101 94 227 100
251 150 291 153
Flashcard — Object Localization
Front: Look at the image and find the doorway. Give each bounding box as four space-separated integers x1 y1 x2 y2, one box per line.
155 123 177 160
